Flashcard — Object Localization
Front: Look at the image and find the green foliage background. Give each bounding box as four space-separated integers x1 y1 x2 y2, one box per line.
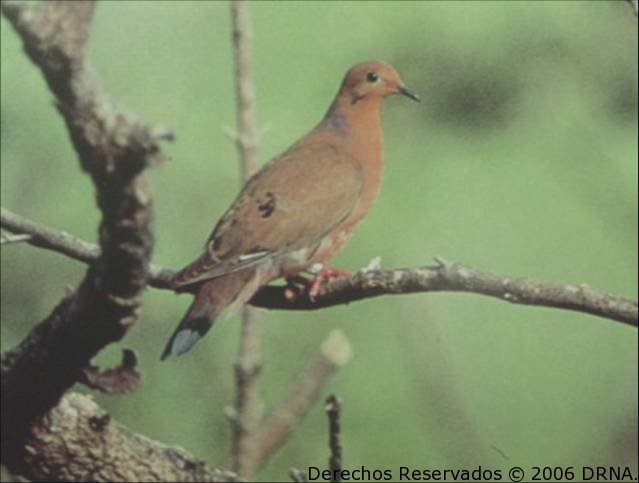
1 1 637 480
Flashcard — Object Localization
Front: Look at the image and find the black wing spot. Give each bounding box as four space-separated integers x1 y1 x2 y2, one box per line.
257 191 276 218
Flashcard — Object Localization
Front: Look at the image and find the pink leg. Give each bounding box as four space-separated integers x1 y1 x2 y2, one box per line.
307 266 352 301
283 267 352 301
283 274 309 300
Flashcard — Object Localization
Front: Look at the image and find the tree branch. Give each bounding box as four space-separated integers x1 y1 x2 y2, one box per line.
325 395 343 482
0 232 31 244
251 258 639 328
1 0 169 473
17 392 238 482
229 0 261 179
1 207 99 263
289 468 310 482
253 330 352 470
0 207 175 288
3 208 637 328
227 1 265 479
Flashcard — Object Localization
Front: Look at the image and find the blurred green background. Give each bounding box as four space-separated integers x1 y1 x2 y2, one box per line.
1 1 637 481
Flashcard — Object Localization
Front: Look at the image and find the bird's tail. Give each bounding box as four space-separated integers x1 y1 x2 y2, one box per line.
161 269 258 360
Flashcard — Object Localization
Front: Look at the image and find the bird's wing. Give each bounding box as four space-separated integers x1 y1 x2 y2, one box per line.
171 140 363 288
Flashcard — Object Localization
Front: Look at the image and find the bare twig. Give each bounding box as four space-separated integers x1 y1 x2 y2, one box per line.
229 305 264 478
19 392 238 482
3 208 637 328
0 0 168 472
230 0 260 178
228 0 265 479
325 395 343 482
254 330 352 469
1 207 99 263
0 232 32 245
289 468 310 482
0 207 174 286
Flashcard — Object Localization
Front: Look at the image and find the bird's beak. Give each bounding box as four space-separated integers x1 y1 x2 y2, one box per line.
397 85 420 102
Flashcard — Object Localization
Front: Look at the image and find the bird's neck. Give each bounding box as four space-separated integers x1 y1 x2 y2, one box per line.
318 94 385 225
321 94 384 164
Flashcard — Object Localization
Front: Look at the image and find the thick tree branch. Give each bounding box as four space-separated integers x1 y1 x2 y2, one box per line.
1 0 169 473
227 1 265 479
3 208 637 328
17 392 238 482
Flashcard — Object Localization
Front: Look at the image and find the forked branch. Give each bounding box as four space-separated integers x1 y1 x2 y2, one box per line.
1 0 168 475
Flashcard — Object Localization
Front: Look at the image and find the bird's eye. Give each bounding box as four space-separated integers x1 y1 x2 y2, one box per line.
366 72 379 83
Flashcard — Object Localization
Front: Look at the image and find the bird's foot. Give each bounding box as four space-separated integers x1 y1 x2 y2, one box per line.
283 266 352 301
283 275 310 301
307 266 353 301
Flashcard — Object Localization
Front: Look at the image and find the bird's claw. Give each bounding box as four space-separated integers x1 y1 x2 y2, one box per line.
307 266 353 301
283 275 308 301
284 267 352 302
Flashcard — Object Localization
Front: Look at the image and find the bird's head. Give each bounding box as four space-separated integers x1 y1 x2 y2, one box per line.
339 61 420 105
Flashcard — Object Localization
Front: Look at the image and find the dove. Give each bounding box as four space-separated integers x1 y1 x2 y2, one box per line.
162 60 419 359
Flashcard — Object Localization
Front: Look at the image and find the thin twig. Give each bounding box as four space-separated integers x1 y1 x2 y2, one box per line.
228 0 264 479
325 395 343 483
230 0 260 178
2 208 637 328
0 232 32 245
1 207 99 262
253 330 352 469
289 468 310 483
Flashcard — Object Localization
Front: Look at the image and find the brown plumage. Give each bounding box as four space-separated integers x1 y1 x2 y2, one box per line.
162 61 419 359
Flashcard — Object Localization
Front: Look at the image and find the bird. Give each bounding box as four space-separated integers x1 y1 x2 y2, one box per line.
162 60 419 360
